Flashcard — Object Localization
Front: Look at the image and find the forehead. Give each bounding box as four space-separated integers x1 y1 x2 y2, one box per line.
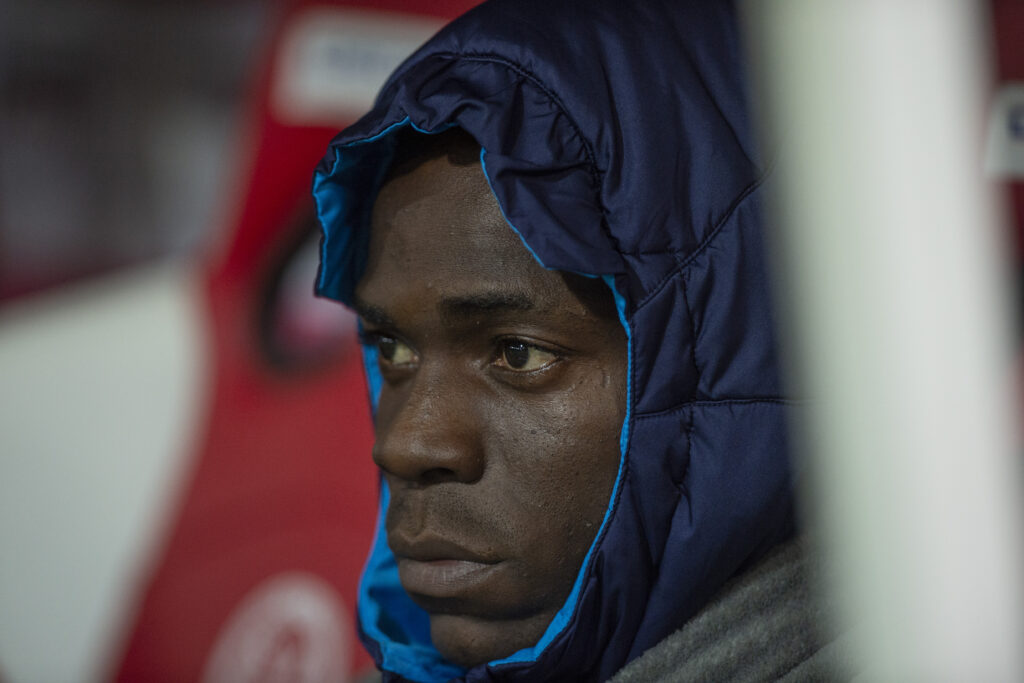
358 151 573 312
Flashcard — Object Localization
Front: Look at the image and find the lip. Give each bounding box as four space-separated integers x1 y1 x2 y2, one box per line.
389 534 502 599
397 557 501 598
389 534 497 563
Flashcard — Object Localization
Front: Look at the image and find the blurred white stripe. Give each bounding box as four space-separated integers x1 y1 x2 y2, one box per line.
270 8 445 126
0 262 208 682
744 1 1024 680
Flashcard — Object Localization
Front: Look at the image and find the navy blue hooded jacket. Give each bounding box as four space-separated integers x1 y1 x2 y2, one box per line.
313 0 795 680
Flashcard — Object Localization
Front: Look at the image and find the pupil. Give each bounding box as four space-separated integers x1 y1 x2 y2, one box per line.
504 341 530 369
379 337 396 361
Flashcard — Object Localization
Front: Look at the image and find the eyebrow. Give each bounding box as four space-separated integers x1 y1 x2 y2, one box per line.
352 296 396 328
438 291 535 322
352 290 536 328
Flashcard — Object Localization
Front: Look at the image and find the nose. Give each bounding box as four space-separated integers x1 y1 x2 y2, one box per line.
371 363 484 485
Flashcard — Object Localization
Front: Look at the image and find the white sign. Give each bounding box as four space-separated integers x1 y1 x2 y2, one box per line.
201 573 352 683
271 8 445 127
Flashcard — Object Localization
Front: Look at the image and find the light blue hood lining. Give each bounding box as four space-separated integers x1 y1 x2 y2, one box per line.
317 122 634 682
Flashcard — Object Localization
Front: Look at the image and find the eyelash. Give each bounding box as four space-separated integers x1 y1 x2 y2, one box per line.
358 330 561 376
358 331 417 366
491 338 561 373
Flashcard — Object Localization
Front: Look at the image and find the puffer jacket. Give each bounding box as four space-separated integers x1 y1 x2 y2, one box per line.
313 0 796 680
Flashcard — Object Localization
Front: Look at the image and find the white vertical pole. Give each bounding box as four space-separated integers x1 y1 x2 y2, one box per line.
743 1 1024 680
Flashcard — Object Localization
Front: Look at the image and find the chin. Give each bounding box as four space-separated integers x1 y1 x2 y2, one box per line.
428 611 552 669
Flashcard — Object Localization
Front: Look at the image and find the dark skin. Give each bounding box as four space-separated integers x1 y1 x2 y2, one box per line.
354 134 628 668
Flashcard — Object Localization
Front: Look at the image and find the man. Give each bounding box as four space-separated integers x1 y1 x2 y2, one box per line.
314 0 823 680
352 126 628 672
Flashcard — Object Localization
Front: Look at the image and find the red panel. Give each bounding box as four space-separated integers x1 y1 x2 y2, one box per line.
109 1 481 681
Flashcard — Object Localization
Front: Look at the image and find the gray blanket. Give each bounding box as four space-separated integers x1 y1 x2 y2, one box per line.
610 539 851 682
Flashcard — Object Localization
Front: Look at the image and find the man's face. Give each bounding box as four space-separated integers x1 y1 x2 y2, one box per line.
354 146 627 668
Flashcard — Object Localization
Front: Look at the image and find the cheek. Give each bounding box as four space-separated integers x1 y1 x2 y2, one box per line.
484 372 625 536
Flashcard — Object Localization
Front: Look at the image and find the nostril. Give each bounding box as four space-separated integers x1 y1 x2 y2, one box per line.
373 438 484 484
420 467 461 486
370 408 484 485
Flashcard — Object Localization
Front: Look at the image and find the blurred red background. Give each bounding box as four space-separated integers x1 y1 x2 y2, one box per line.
0 1 1017 681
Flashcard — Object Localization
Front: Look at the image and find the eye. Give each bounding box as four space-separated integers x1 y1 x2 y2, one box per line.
364 333 417 367
495 339 558 372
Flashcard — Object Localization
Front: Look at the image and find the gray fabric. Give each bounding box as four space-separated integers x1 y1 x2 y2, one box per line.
609 539 847 683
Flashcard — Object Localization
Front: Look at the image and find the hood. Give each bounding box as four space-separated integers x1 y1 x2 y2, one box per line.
312 0 795 680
